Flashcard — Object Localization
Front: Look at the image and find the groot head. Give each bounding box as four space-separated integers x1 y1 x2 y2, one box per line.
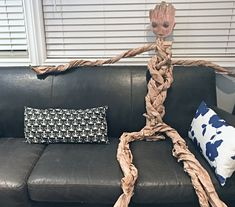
149 1 175 38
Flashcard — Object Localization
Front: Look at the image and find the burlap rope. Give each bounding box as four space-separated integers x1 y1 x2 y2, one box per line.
32 43 157 75
32 42 235 78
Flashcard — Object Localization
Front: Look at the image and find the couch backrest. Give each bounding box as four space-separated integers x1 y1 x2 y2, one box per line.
0 66 216 138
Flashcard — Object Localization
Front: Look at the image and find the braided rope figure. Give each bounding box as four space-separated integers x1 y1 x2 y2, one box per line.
33 2 235 207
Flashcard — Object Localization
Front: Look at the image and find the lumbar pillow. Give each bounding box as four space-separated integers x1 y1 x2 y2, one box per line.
24 106 108 144
188 101 235 186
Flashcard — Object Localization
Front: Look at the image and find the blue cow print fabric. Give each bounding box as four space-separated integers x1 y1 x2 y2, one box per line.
188 101 235 186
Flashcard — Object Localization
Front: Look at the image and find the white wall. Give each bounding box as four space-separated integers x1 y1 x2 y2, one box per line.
216 70 235 113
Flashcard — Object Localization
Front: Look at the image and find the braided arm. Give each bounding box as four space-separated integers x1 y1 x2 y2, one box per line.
172 59 235 77
32 43 157 75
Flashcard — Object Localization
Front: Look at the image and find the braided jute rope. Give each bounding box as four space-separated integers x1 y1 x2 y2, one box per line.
33 43 235 78
32 40 234 207
172 59 235 77
32 43 156 75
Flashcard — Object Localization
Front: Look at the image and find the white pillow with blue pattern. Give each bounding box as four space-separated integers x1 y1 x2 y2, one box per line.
188 101 235 186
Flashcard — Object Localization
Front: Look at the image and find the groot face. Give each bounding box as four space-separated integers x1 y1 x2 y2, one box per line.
149 1 175 38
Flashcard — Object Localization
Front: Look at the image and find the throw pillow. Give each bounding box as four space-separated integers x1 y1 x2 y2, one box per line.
188 101 235 186
24 106 108 144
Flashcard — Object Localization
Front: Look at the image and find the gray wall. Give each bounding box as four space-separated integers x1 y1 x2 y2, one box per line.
216 70 235 113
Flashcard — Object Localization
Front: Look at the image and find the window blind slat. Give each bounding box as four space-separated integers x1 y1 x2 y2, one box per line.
43 3 234 12
46 50 235 57
0 19 25 26
45 29 234 38
0 1 22 7
46 43 235 50
0 45 28 50
0 32 26 38
44 15 235 25
45 36 235 44
44 9 233 17
0 6 22 12
43 0 234 6
0 12 23 19
0 26 26 32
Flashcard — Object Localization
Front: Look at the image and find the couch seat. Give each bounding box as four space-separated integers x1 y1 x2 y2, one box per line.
0 138 45 207
28 138 123 204
132 138 235 205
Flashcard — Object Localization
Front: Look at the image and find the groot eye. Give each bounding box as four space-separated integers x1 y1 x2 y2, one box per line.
163 21 169 28
152 22 158 28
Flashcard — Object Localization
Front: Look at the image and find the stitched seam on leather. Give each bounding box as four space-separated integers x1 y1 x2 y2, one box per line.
0 145 46 192
0 184 26 191
25 146 47 193
28 182 121 188
211 69 217 107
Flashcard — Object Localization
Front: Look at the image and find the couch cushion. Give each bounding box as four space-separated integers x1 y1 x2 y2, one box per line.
0 138 45 207
28 138 122 203
131 138 235 205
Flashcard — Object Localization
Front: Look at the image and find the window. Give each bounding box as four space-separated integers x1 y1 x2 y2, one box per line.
0 0 234 67
0 0 29 65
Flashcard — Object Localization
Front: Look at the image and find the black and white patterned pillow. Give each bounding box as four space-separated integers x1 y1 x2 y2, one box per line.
24 106 108 144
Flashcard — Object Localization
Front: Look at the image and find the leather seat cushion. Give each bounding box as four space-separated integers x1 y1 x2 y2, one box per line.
132 138 235 204
28 138 123 203
0 138 45 207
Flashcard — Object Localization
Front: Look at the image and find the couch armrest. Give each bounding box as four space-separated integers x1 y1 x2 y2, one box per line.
211 106 235 127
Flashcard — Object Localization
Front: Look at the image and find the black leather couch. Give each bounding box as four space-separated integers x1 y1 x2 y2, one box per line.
0 66 235 207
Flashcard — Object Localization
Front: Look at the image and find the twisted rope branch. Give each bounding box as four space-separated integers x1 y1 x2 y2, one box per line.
32 41 234 207
33 43 235 78
173 59 235 77
32 43 157 75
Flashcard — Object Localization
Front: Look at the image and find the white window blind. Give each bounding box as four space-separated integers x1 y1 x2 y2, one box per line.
42 0 235 66
0 0 28 58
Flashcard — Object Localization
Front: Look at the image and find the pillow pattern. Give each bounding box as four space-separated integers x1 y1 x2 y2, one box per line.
188 101 235 186
24 106 108 144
